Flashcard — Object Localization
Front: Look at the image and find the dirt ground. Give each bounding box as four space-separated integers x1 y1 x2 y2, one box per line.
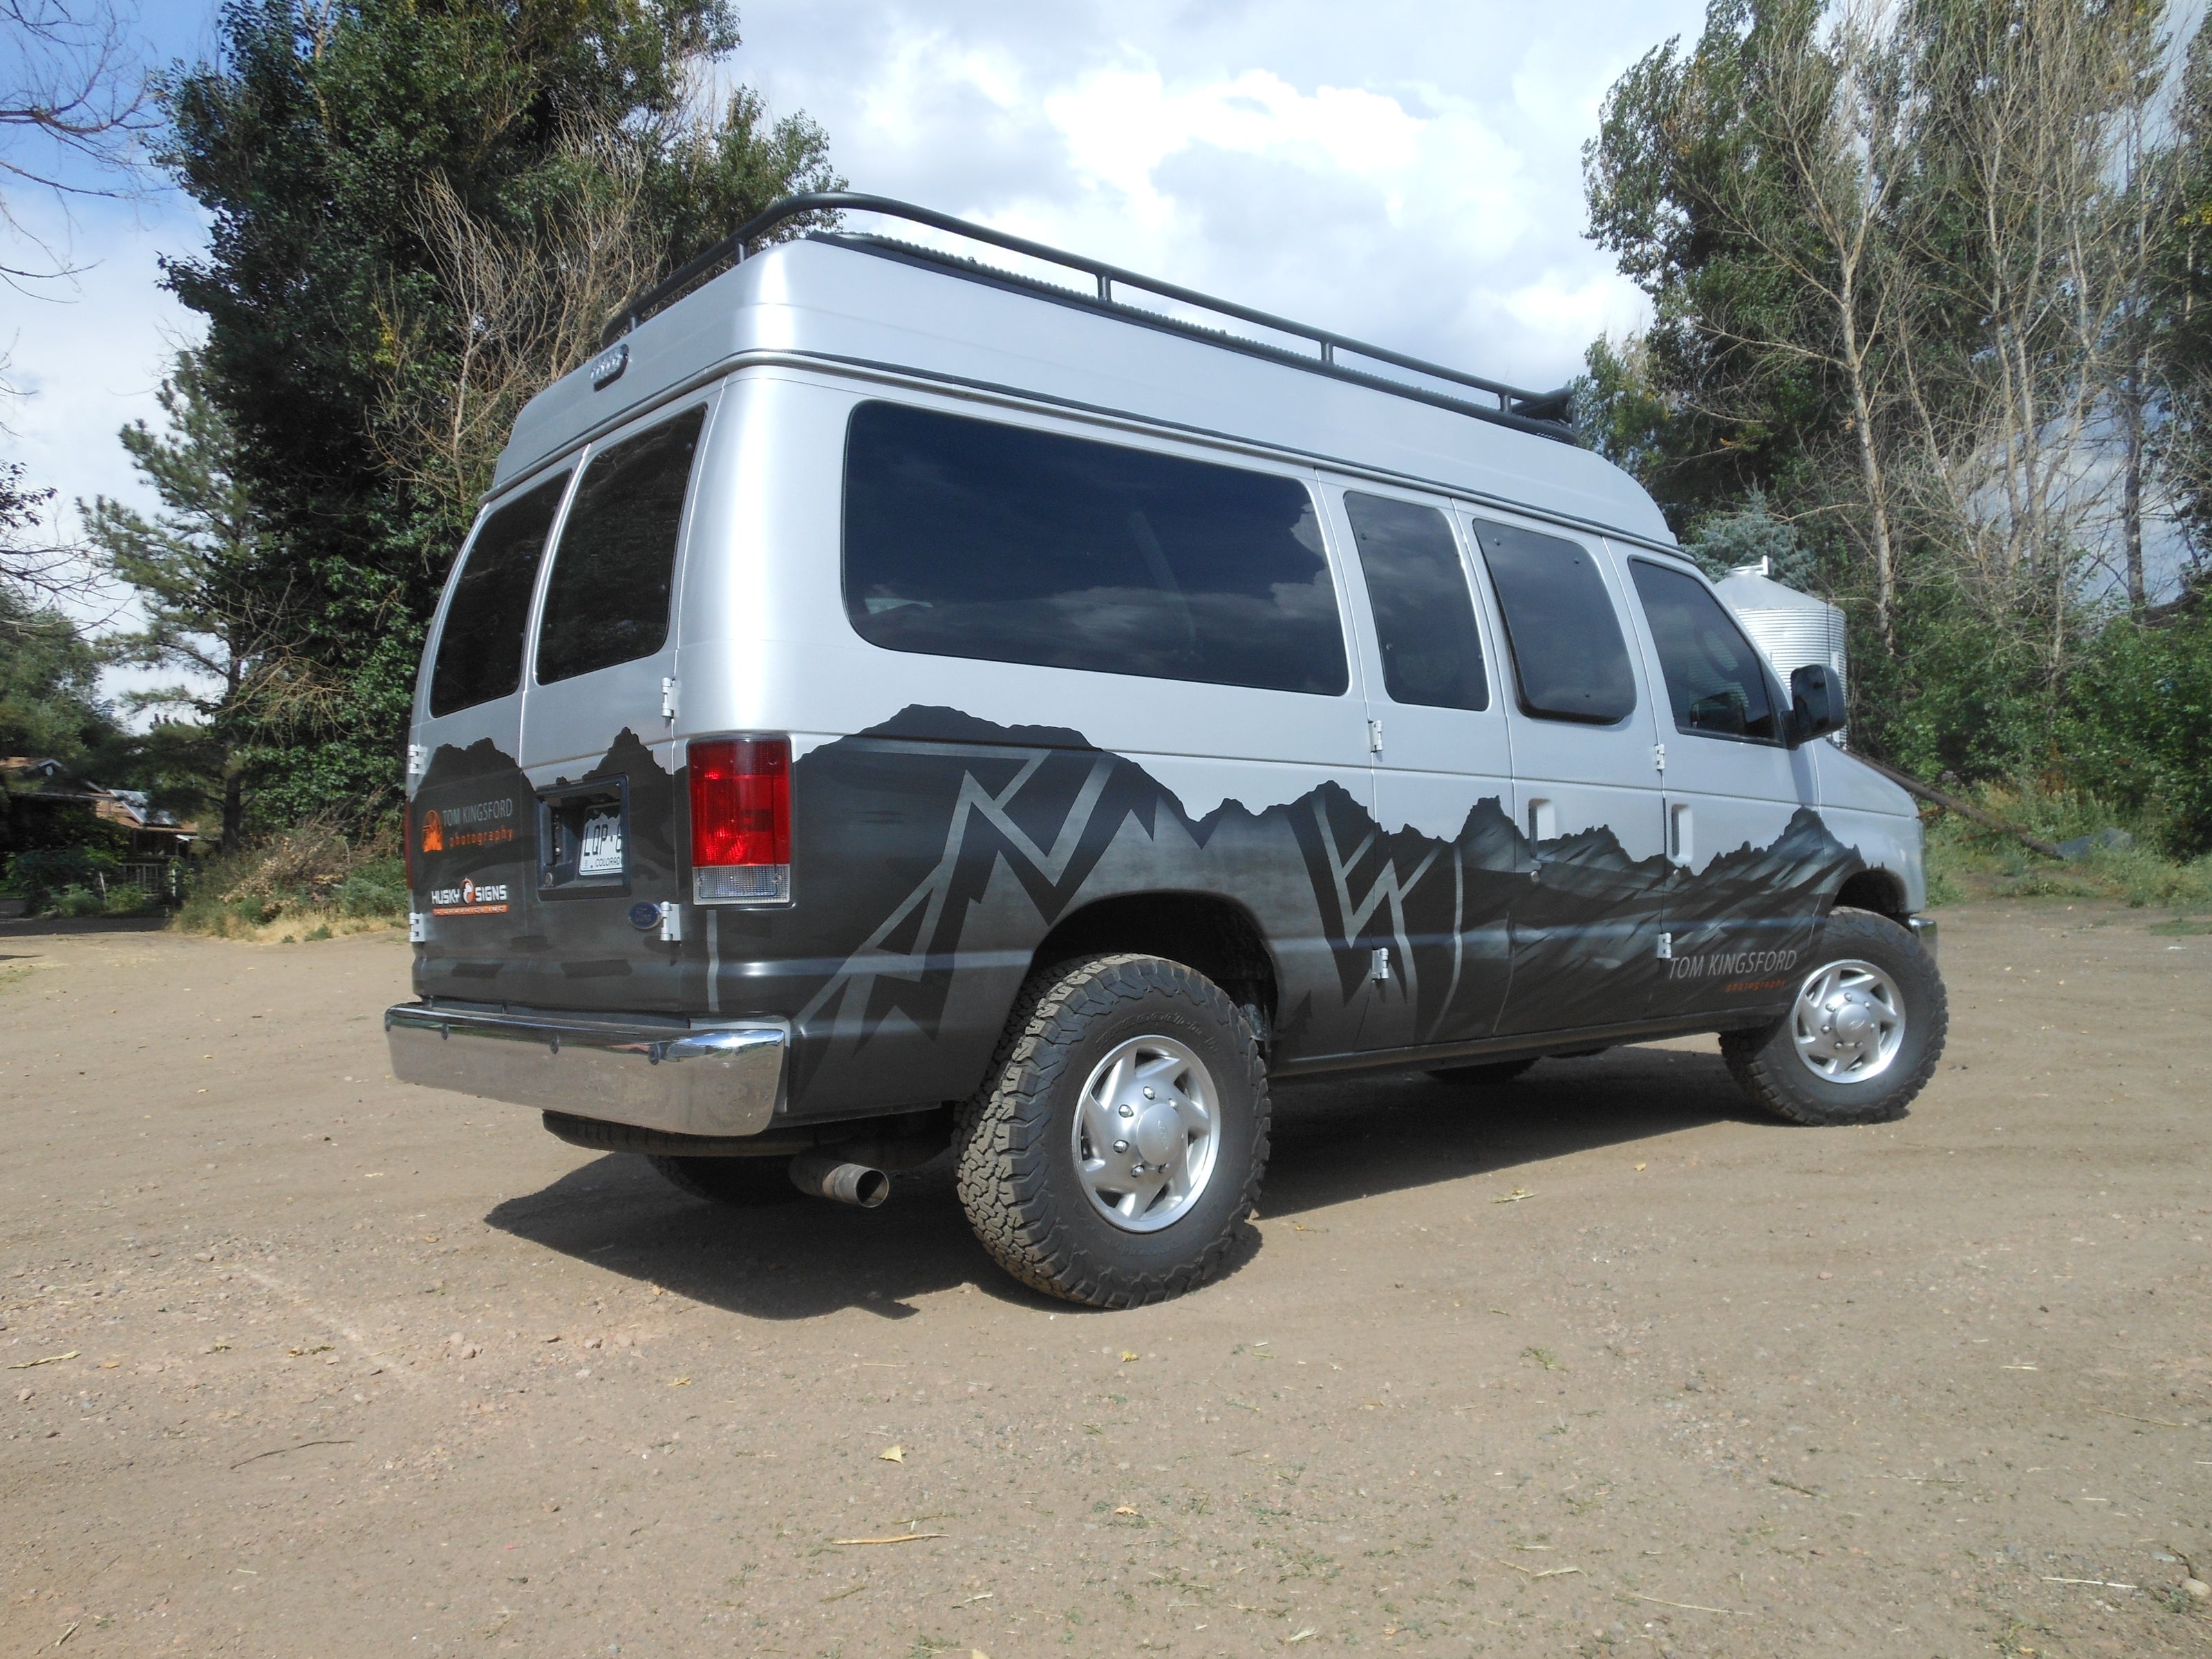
2 903 2208 1659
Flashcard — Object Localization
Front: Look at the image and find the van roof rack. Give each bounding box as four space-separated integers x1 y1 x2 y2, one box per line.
600 191 1577 443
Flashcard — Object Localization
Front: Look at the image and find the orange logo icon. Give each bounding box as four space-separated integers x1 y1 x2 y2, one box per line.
420 809 444 852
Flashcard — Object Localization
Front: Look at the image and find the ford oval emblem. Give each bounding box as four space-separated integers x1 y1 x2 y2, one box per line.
628 901 661 930
590 342 630 390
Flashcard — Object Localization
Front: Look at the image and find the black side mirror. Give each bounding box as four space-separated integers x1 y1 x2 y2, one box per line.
1786 664 1845 747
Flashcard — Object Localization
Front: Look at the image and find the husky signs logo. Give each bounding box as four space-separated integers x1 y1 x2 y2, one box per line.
430 877 509 917
419 808 444 852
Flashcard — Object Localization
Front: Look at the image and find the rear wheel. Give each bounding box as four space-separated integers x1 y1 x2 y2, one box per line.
1427 1058 1537 1087
955 953 1268 1308
648 1154 800 1206
1721 906 1946 1126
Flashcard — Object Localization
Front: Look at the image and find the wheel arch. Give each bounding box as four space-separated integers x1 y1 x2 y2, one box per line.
1829 866 1910 924
1029 891 1280 1038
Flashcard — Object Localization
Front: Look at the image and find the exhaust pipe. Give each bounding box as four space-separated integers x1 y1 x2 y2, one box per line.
789 1152 890 1208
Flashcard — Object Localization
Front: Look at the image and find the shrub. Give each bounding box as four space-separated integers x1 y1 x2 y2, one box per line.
174 818 406 937
3 847 120 912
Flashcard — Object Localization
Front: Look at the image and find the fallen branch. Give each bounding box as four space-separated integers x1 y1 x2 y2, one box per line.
2041 1577 2136 1590
1852 757 2063 860
1479 1553 1583 1580
1622 1591 1753 1617
7 1351 79 1369
229 1438 353 1470
2094 1407 2193 1430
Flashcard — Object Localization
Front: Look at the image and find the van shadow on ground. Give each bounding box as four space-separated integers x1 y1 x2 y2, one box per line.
482 1042 1767 1324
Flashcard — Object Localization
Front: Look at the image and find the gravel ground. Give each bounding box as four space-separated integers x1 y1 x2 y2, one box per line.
2 902 2209 1658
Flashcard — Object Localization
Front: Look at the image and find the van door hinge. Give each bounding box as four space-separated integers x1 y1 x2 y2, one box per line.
406 743 427 780
1369 945 1391 983
1367 719 1385 755
1656 931 1673 960
1653 742 1667 775
660 677 678 722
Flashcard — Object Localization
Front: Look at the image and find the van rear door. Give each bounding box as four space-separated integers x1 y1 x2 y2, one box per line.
411 470 570 999
511 395 715 1013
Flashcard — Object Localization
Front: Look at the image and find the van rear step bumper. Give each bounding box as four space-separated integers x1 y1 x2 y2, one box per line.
384 1002 787 1138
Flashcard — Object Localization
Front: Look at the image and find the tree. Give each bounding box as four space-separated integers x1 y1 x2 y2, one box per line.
153 0 838 823
1 0 152 288
1582 0 2188 776
83 350 278 850
0 584 109 758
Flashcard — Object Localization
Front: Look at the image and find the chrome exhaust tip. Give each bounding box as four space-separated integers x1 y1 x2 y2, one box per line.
789 1153 890 1208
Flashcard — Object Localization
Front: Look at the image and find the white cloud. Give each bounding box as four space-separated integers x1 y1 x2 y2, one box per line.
738 0 1706 385
2 0 1707 647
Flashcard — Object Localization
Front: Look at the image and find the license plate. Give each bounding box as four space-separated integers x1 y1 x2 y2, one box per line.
578 809 624 877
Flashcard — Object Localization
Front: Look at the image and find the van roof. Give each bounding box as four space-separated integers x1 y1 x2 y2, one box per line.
494 196 1675 547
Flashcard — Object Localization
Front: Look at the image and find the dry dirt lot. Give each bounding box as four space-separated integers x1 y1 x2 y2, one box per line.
2 903 2209 1659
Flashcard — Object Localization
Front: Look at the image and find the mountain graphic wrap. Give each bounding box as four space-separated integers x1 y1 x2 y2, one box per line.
408 706 1865 1118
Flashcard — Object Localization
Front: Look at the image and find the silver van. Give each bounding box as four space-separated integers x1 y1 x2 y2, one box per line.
386 194 1945 1307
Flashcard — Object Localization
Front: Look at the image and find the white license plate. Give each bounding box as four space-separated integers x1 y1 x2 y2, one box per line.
578 809 625 877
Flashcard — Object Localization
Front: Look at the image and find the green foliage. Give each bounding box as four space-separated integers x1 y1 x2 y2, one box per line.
3 845 119 911
1922 780 2212 911
153 0 838 824
84 350 270 851
1680 490 1818 585
174 819 406 937
2063 605 2212 854
0 590 113 760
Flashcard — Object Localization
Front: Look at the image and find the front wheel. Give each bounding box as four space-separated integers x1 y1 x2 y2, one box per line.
955 953 1268 1308
1721 906 1947 1126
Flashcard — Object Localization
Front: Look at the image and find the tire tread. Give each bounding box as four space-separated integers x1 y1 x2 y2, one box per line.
954 953 1268 1309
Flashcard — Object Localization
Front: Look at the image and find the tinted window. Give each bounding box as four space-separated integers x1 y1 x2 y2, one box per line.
1344 493 1488 711
843 402 1348 695
1470 519 1637 724
1630 559 1783 741
428 474 567 718
536 406 706 684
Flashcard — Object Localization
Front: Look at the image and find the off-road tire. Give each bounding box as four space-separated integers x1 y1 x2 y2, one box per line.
1427 1058 1538 1087
647 1153 801 1206
1721 906 1947 1126
954 953 1268 1308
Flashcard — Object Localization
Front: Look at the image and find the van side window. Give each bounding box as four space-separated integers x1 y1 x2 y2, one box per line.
1469 518 1637 724
536 405 706 684
427 474 567 718
1629 559 1783 742
1343 492 1488 711
843 402 1349 696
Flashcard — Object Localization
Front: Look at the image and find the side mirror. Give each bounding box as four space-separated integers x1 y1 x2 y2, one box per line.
1786 664 1846 747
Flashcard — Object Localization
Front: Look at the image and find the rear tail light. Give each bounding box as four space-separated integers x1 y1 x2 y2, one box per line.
688 736 791 903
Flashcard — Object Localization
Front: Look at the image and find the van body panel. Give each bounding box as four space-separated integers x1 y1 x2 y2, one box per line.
496 241 1671 545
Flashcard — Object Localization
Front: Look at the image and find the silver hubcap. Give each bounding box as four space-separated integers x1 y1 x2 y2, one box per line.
1790 957 1906 1085
1071 1035 1219 1233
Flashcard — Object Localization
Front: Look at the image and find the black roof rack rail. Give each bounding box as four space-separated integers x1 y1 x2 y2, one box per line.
599 191 1577 443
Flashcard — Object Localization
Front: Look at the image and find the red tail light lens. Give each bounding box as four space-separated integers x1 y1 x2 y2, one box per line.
688 736 791 903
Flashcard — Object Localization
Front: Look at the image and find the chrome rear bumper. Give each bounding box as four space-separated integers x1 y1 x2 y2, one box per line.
384 1002 787 1138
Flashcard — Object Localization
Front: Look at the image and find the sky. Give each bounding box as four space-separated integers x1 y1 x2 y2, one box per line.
0 0 1702 595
